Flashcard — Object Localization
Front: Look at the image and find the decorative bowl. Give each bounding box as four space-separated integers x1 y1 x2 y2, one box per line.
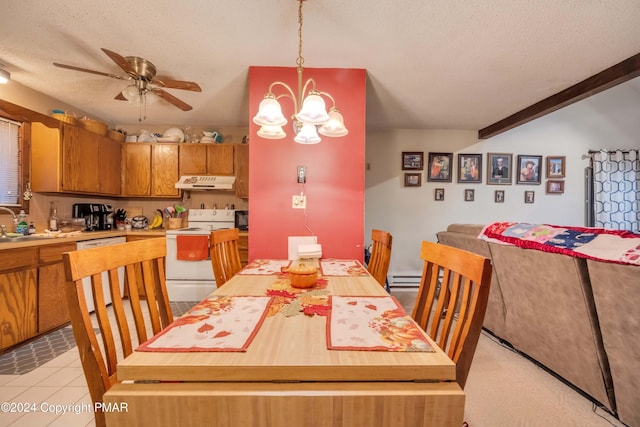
288 263 318 288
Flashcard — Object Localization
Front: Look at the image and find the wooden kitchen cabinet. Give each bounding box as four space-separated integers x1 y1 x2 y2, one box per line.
238 233 249 266
179 144 235 175
37 242 76 333
234 144 249 199
31 122 121 196
122 143 180 197
0 247 38 350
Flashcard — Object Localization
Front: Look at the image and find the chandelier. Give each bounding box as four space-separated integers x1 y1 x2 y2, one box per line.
253 0 348 144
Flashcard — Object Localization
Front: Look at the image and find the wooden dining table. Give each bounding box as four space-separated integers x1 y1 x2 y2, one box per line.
103 260 464 426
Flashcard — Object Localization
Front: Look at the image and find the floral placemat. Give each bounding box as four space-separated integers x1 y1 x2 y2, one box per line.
320 259 369 276
240 259 292 275
266 275 330 317
327 296 434 352
137 296 272 352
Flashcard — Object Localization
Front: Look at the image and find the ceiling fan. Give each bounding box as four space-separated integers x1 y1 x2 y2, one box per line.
53 48 201 119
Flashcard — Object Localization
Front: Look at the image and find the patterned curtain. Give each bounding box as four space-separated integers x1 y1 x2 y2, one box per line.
590 149 640 232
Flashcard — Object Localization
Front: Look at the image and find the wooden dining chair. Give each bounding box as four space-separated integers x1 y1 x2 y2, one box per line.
412 241 492 389
210 228 243 287
63 237 173 427
367 229 393 288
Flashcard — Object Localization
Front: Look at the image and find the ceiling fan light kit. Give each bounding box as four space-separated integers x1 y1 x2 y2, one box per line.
253 0 348 144
53 48 202 122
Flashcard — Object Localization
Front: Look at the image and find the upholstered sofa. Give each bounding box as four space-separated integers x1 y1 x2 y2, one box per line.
436 224 640 425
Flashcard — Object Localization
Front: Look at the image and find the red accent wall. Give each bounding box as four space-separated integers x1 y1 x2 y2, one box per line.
248 66 366 262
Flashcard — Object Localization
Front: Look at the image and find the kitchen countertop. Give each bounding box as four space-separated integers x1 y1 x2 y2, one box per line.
0 229 249 251
0 229 166 251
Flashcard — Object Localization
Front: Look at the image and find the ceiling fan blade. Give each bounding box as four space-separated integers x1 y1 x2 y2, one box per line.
101 48 137 76
53 62 127 80
151 77 202 92
151 88 193 111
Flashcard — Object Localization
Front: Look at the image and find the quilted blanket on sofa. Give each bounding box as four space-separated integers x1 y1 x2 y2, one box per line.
479 222 640 266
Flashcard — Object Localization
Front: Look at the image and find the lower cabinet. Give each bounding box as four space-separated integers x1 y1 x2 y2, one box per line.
238 234 249 266
0 247 38 350
0 242 78 350
37 242 76 333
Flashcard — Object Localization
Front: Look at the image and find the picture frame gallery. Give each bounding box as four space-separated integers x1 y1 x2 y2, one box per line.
400 151 566 201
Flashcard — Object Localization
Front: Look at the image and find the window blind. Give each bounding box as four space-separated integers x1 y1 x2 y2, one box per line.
0 117 21 206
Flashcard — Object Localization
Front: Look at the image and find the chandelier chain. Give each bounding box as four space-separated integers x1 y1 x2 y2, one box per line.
296 0 304 69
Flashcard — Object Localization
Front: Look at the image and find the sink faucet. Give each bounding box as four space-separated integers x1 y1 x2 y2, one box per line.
0 207 18 235
0 225 6 238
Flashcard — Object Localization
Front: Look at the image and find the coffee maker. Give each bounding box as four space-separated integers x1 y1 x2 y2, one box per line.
72 203 114 231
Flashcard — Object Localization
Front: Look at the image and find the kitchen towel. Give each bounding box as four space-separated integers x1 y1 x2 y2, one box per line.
176 235 209 261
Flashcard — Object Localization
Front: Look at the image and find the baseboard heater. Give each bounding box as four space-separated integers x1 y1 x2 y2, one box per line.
389 275 422 289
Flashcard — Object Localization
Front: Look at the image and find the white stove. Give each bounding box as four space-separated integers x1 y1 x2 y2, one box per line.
165 209 235 301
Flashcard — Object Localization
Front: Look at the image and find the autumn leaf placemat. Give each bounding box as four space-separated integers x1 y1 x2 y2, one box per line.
327 296 434 352
137 296 272 352
240 259 292 275
320 260 369 276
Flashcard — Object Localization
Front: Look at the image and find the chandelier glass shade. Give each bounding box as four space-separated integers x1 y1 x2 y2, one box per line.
0 68 10 84
253 0 348 144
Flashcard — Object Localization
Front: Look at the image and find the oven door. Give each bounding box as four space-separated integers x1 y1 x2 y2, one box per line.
165 233 215 281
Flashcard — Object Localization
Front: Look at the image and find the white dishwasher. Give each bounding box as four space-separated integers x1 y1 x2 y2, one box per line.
76 237 126 312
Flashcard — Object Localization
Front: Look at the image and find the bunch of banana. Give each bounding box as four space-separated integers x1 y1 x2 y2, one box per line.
149 209 164 229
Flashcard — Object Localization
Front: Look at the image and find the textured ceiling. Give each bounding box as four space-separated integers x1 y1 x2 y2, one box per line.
1 0 640 130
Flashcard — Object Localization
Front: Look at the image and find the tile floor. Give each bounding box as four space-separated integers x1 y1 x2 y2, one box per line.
0 300 198 426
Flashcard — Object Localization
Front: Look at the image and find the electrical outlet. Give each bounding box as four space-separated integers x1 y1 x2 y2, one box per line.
292 195 306 209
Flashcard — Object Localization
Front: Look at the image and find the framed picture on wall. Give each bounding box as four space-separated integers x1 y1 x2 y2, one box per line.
524 190 535 204
464 189 475 202
404 173 422 187
516 155 542 184
427 152 453 182
495 190 505 203
547 156 566 178
457 153 482 183
435 188 445 201
402 152 424 170
546 180 565 194
487 153 512 185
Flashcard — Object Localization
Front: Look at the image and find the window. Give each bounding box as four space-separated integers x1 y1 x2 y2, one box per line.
0 116 26 211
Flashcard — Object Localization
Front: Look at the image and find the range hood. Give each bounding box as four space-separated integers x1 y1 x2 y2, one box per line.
175 175 236 190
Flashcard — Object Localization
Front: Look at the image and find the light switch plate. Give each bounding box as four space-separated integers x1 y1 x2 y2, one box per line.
292 195 306 209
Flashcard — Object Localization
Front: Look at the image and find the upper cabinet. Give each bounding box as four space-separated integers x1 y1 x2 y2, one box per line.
179 144 234 175
121 143 180 198
31 122 121 196
234 144 249 199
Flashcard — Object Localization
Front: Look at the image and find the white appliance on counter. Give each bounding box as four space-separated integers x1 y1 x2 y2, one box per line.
165 209 235 301
76 236 126 312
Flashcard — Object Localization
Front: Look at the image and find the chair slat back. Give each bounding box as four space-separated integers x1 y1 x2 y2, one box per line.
367 229 393 287
210 228 243 287
63 237 173 427
412 241 492 388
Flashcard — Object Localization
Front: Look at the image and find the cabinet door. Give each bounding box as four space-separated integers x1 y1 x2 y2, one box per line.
179 145 208 175
206 145 234 175
234 144 249 198
238 234 249 266
0 269 37 350
62 125 100 193
98 137 122 195
122 143 151 196
38 263 69 332
152 144 180 197
37 242 75 333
